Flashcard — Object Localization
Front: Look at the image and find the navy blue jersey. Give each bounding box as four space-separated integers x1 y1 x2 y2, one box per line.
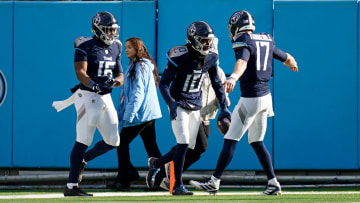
159 44 227 110
74 36 123 94
232 33 277 97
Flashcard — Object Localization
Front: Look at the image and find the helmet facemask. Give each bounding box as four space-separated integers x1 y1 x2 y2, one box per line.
94 24 120 46
188 35 215 55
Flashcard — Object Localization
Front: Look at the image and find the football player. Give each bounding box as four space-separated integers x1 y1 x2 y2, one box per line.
146 21 231 195
190 10 298 195
62 11 124 196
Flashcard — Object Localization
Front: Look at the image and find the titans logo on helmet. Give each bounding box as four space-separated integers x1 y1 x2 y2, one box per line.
0 70 7 107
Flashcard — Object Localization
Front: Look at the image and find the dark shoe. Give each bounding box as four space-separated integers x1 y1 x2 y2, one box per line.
64 186 93 197
146 157 160 188
106 182 131 191
263 184 282 195
78 161 87 183
172 185 193 195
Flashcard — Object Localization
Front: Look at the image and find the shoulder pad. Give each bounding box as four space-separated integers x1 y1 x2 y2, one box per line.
74 37 92 48
232 41 248 49
168 46 188 58
114 39 123 47
232 34 249 49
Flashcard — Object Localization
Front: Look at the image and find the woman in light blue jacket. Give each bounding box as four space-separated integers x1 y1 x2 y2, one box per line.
109 37 163 191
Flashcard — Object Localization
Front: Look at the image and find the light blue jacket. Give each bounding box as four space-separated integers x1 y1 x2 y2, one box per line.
118 58 162 127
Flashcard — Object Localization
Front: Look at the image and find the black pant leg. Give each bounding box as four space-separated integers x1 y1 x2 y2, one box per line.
116 123 148 183
183 122 210 171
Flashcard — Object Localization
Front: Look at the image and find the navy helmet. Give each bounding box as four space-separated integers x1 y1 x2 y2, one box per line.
227 10 255 39
186 21 216 55
92 11 120 45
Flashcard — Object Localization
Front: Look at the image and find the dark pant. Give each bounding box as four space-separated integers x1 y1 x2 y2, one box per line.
116 120 163 184
183 122 210 171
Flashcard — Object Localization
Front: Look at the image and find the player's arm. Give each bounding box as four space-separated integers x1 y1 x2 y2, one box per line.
273 47 298 72
74 61 92 88
159 64 177 105
223 47 249 93
217 67 230 106
112 73 124 87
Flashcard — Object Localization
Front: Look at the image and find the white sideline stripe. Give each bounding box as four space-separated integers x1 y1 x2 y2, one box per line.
1 191 360 199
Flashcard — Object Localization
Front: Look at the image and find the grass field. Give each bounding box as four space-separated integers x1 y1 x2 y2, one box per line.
0 187 360 202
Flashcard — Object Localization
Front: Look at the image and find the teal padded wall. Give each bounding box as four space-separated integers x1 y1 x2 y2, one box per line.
273 0 358 169
0 2 13 167
13 2 123 168
157 0 273 169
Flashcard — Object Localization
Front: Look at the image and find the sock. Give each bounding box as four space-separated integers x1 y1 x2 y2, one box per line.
213 139 238 179
172 144 188 188
83 141 115 162
67 183 78 189
153 145 177 168
268 178 280 186
68 142 88 183
250 141 275 180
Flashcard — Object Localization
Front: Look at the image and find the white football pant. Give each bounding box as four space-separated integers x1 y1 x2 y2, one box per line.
224 93 274 144
74 89 120 147
171 107 201 149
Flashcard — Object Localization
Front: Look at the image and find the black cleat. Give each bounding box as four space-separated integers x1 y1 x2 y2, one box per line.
146 157 160 188
106 182 131 191
172 185 193 195
64 186 93 197
78 161 87 183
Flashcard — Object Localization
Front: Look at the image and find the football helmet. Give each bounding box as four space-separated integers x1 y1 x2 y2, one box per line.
92 11 120 46
186 21 216 55
227 10 255 39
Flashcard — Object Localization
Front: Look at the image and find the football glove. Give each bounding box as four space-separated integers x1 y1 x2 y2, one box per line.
218 107 231 121
91 83 112 94
169 101 181 121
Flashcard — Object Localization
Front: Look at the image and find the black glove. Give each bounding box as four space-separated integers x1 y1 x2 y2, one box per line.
218 107 231 121
169 101 181 121
91 83 112 94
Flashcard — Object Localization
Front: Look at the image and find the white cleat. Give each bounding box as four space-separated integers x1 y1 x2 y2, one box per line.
190 176 220 194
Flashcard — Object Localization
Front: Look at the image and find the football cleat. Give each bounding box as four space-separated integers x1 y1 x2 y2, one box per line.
190 176 220 194
64 186 93 197
146 157 160 188
263 184 282 195
160 177 170 191
172 185 193 195
78 161 87 183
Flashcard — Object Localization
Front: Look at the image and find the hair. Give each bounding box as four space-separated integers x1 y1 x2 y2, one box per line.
126 37 159 86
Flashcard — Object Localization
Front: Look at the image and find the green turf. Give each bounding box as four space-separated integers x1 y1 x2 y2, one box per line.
0 188 359 202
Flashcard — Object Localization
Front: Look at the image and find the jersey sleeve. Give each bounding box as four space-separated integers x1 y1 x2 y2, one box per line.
74 37 90 62
159 64 177 105
273 47 287 62
166 46 188 68
232 35 251 61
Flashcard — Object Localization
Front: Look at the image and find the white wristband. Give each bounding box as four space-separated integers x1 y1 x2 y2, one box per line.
230 73 240 80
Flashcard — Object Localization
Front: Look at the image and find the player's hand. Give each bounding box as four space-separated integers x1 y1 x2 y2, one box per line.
219 107 231 121
283 54 298 72
223 78 236 93
92 83 112 94
169 101 180 121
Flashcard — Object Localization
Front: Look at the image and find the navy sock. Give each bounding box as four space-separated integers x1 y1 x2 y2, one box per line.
172 144 188 188
68 142 88 183
250 141 275 180
84 141 115 162
213 139 238 179
153 145 177 168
